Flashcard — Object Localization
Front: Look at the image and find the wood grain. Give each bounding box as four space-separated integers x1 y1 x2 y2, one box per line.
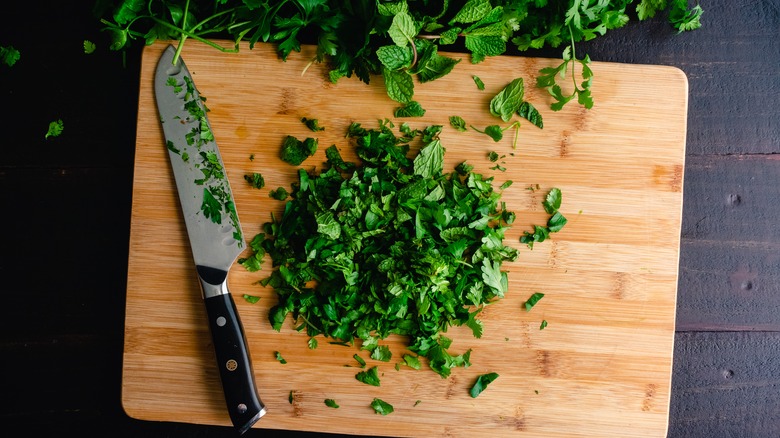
123 40 688 437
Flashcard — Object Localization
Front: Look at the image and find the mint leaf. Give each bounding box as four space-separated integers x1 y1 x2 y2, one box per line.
376 45 413 70
383 67 414 103
413 139 444 178
450 0 493 24
388 11 416 47
490 78 525 122
394 100 426 117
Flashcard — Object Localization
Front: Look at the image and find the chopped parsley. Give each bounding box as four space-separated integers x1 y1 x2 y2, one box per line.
45 119 64 139
370 398 394 415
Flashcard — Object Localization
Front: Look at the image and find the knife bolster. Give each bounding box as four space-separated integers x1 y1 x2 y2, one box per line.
196 265 229 299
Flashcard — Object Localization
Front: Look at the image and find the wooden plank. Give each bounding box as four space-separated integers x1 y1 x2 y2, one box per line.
670 331 780 437
123 40 687 437
675 154 780 330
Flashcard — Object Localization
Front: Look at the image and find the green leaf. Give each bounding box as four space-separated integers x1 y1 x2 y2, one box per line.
517 102 543 129
464 35 506 61
370 345 393 362
417 55 460 83
324 398 339 408
450 0 493 24
201 187 223 224
356 366 381 386
472 75 485 90
275 351 288 364
449 116 467 132
83 40 96 54
383 67 414 103
370 398 394 415
388 11 416 47
524 292 544 311
403 354 421 369
540 320 548 330
376 45 413 70
413 139 444 178
0 45 20 67
45 119 64 139
394 101 426 117
548 211 568 232
242 294 260 304
490 78 525 122
469 372 499 397
543 188 562 213
244 172 265 189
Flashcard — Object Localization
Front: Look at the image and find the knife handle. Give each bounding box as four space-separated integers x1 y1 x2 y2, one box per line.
198 265 266 435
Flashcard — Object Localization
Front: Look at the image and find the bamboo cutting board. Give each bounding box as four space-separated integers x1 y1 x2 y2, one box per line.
124 40 687 437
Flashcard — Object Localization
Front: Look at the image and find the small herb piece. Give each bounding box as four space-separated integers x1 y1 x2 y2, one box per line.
45 119 64 139
308 337 318 349
403 354 421 370
249 154 255 161
394 100 426 117
472 75 485 90
302 117 325 132
288 390 294 404
470 372 499 398
242 294 260 304
324 399 339 408
517 102 543 129
269 187 290 201
414 400 422 407
370 398 394 415
356 366 381 387
353 354 367 368
84 40 96 54
488 151 500 162
370 345 392 362
521 187 567 247
238 234 265 272
540 320 548 330
275 351 287 364
449 116 467 132
244 172 265 189
524 292 545 311
0 45 20 67
280 135 318 166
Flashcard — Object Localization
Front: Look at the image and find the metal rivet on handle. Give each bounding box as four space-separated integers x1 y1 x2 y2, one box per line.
226 359 238 371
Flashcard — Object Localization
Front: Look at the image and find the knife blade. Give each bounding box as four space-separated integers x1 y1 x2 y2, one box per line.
154 44 266 434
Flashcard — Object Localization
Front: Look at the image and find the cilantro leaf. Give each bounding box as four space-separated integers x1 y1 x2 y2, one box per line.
324 398 339 408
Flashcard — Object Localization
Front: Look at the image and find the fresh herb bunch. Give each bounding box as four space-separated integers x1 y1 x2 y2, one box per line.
246 120 525 378
96 0 702 110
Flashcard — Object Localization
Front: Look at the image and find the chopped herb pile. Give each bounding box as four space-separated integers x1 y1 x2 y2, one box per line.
247 120 523 378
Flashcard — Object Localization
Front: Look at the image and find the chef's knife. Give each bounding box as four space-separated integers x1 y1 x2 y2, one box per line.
154 45 266 434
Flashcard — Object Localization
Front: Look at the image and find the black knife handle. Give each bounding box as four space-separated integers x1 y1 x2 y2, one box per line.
198 266 266 434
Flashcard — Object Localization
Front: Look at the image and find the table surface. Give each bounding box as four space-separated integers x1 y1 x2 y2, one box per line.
2 1 779 437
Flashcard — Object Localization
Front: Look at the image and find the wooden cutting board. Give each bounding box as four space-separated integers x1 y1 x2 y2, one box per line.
124 40 687 437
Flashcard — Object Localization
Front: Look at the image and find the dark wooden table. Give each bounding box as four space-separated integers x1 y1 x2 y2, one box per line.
2 2 779 437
